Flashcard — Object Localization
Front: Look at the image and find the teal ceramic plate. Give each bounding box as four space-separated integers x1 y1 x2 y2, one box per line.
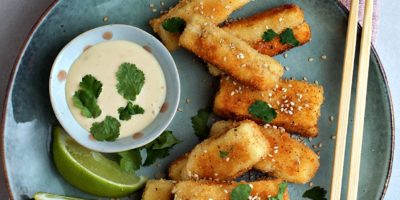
1 0 394 199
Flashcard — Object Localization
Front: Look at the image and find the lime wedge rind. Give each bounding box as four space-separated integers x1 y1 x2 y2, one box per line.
52 127 147 197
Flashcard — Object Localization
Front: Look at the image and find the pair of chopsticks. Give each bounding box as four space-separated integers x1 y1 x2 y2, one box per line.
330 0 374 199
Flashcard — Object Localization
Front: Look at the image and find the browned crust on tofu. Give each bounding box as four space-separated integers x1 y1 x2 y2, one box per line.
149 0 250 51
252 22 311 56
180 16 284 90
213 77 324 137
209 120 320 183
142 179 175 200
223 4 311 56
172 179 290 200
184 120 269 180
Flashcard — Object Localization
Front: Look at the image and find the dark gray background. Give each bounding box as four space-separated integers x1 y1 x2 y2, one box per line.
0 0 398 199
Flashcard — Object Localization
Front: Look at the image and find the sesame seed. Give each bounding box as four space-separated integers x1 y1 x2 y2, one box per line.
223 56 227 62
284 66 290 71
331 135 336 140
237 53 245 59
240 64 247 67
329 115 335 121
224 189 228 194
177 108 183 112
152 8 157 12
103 16 109 22
283 53 288 58
249 184 254 189
214 173 218 176
225 157 230 162
303 77 308 81
309 182 314 187
315 80 319 84
321 55 327 60
272 125 277 129
268 92 273 97
318 143 323 148
309 137 313 142
278 17 283 22
186 98 191 104
308 57 314 62
149 3 155 7
225 5 231 9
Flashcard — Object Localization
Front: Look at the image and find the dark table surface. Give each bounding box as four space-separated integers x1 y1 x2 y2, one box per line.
0 1 399 200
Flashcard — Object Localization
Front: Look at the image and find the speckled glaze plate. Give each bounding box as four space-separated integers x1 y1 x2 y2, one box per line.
1 0 394 199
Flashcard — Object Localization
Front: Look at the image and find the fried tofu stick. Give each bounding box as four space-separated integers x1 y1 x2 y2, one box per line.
180 16 284 90
181 120 269 181
210 120 320 184
223 4 311 56
172 179 290 200
142 179 175 200
149 0 250 51
214 77 324 137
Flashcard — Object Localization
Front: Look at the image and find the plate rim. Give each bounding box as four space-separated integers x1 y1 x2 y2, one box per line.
0 0 394 199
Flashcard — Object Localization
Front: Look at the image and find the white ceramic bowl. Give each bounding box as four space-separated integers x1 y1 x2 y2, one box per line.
49 24 180 153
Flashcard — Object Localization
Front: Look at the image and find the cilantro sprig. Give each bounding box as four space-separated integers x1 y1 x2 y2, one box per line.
219 150 229 159
90 116 121 141
162 17 186 33
72 75 102 118
280 28 300 46
248 100 277 123
116 63 145 101
118 102 144 120
116 131 180 172
269 182 288 200
263 29 279 42
303 186 327 200
231 184 252 200
191 108 210 140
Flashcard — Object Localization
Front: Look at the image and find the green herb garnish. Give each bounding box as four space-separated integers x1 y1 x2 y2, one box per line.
90 116 121 141
269 182 288 200
219 150 229 159
118 149 142 173
116 63 145 101
248 100 277 123
302 186 327 200
263 29 279 42
231 184 252 200
279 28 300 46
72 75 102 118
118 102 144 120
162 17 186 33
143 130 181 166
191 108 210 140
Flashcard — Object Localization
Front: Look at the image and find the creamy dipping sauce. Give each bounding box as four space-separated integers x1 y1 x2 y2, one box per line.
66 40 166 138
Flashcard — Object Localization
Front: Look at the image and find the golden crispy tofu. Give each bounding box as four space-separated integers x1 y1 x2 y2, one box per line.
168 154 190 181
150 0 250 51
182 120 269 180
210 120 320 183
223 4 311 56
172 179 290 200
214 77 324 137
180 16 284 90
142 179 175 200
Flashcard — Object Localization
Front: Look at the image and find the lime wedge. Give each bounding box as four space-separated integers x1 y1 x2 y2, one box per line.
52 127 147 197
34 192 85 200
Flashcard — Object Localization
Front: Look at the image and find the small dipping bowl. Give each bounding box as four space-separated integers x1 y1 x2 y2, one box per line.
49 24 180 153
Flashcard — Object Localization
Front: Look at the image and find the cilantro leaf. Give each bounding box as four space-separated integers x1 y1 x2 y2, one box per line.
79 75 102 98
118 102 144 120
118 149 142 173
248 100 277 123
90 116 121 141
263 29 279 42
219 150 229 159
150 130 181 150
143 148 170 166
143 130 181 166
231 184 252 200
303 186 327 200
72 75 102 118
280 28 300 46
191 108 210 140
269 182 288 200
116 63 145 101
162 17 186 33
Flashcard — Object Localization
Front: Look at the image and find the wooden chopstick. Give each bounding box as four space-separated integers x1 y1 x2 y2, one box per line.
346 0 374 199
330 0 360 199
